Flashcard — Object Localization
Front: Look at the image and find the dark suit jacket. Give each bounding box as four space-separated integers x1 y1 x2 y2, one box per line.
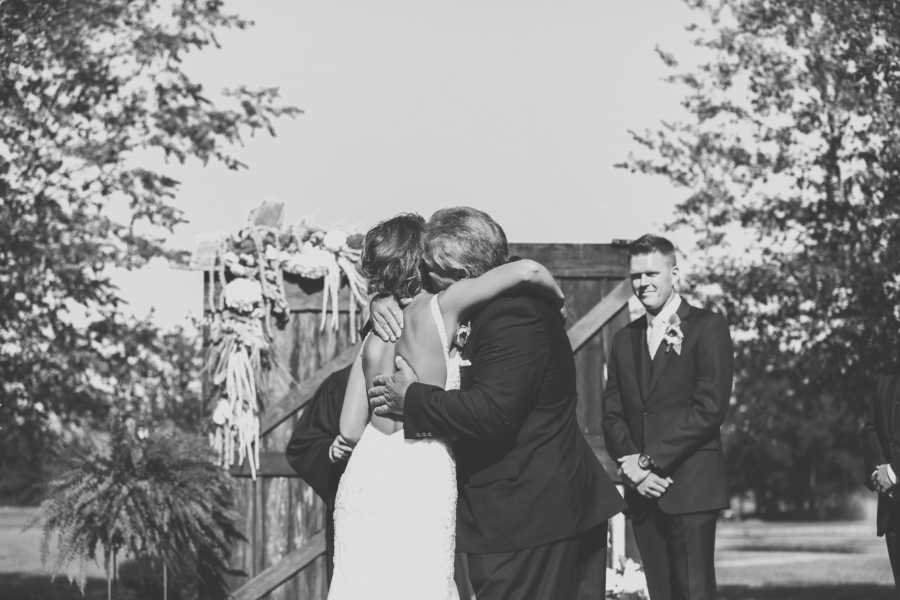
862 374 900 536
602 298 733 515
285 365 352 506
404 293 626 554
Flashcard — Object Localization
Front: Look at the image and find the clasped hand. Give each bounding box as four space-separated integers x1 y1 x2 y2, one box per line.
872 464 896 495
329 434 354 463
618 454 673 499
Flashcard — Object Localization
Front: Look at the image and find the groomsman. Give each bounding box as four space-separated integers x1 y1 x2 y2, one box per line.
603 234 733 600
862 374 900 590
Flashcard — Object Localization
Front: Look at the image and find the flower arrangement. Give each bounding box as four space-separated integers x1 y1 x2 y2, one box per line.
606 557 649 599
203 213 367 478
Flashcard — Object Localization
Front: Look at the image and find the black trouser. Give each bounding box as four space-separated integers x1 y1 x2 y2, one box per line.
631 507 718 600
465 524 608 600
887 531 900 590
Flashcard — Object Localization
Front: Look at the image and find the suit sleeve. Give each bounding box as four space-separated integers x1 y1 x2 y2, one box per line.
644 313 733 473
602 336 640 459
861 392 884 491
285 366 351 504
403 299 549 441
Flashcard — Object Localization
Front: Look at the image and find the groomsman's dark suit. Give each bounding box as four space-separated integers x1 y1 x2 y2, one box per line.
285 365 352 581
405 292 626 599
603 298 733 600
862 374 900 589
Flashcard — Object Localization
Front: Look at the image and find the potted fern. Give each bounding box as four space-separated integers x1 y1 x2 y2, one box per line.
36 415 243 599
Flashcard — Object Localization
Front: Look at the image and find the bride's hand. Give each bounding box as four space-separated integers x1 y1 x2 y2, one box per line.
370 295 404 342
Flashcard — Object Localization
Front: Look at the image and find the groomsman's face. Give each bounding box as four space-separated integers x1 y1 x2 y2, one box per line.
630 252 678 314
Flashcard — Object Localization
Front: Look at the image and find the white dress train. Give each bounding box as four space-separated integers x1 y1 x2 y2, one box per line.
328 295 461 600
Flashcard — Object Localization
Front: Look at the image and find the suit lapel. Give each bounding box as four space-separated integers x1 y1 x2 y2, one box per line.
631 318 650 404
647 299 692 398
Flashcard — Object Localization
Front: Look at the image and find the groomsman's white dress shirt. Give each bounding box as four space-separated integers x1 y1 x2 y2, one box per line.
646 295 682 358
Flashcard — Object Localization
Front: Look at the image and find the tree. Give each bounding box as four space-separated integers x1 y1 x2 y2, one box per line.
620 0 900 516
0 0 298 501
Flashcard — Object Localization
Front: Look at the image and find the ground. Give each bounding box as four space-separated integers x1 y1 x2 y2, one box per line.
1 507 894 599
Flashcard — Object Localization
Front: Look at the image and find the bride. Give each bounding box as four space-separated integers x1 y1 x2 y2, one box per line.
327 213 564 600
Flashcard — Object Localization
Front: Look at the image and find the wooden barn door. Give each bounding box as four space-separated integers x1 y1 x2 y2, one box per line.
205 274 361 600
209 242 634 600
509 243 631 474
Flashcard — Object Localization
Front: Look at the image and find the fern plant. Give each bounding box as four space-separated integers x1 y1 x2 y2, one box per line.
36 416 244 598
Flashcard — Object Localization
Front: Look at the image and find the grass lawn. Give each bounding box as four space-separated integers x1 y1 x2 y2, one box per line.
1 506 895 599
717 519 894 599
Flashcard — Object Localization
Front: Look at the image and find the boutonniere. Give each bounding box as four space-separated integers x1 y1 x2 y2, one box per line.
663 314 684 355
455 322 472 367
454 321 471 351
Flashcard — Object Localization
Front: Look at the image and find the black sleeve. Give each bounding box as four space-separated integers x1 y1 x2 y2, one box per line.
403 297 550 441
866 375 900 486
861 391 884 490
602 335 640 459
644 313 734 473
285 365 351 504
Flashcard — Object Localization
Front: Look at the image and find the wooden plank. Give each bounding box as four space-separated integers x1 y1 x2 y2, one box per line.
229 531 327 600
510 243 629 279
282 274 363 313
566 279 632 352
260 343 360 437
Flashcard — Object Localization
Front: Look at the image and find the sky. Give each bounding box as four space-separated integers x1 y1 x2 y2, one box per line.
117 1 704 327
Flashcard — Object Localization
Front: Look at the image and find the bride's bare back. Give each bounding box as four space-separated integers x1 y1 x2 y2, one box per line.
364 292 446 435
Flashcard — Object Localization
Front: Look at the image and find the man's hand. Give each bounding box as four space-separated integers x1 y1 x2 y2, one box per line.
370 295 404 342
328 434 354 463
618 454 650 486
873 464 897 494
635 473 675 499
368 356 420 418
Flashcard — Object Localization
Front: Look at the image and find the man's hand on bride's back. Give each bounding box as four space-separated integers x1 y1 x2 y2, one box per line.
368 356 419 418
370 295 410 342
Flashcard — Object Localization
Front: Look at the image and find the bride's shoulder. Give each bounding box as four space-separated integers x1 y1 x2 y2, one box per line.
402 292 435 320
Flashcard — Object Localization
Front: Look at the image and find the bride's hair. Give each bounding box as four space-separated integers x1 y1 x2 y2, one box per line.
361 213 426 299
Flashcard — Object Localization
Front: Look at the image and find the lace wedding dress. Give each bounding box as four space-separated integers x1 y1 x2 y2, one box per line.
328 295 461 600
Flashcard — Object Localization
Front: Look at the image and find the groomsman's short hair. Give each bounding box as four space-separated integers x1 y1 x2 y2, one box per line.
628 234 677 264
424 207 508 279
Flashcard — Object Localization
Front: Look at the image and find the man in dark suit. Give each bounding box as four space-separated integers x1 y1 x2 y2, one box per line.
602 234 733 600
285 364 354 581
368 207 625 599
862 374 900 590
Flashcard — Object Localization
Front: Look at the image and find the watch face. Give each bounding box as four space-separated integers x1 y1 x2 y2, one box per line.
639 455 650 469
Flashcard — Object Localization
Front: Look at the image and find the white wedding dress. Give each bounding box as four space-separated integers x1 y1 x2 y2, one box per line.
328 295 461 600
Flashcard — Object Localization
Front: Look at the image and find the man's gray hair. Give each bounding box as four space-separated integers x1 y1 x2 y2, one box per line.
424 207 508 279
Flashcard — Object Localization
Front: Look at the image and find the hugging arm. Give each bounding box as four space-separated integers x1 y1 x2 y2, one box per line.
369 260 563 344
338 349 368 444
404 301 549 441
437 259 563 333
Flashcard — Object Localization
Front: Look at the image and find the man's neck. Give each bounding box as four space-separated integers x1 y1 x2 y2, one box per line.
647 292 679 320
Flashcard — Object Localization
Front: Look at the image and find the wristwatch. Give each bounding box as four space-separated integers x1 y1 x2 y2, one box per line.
638 454 656 471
